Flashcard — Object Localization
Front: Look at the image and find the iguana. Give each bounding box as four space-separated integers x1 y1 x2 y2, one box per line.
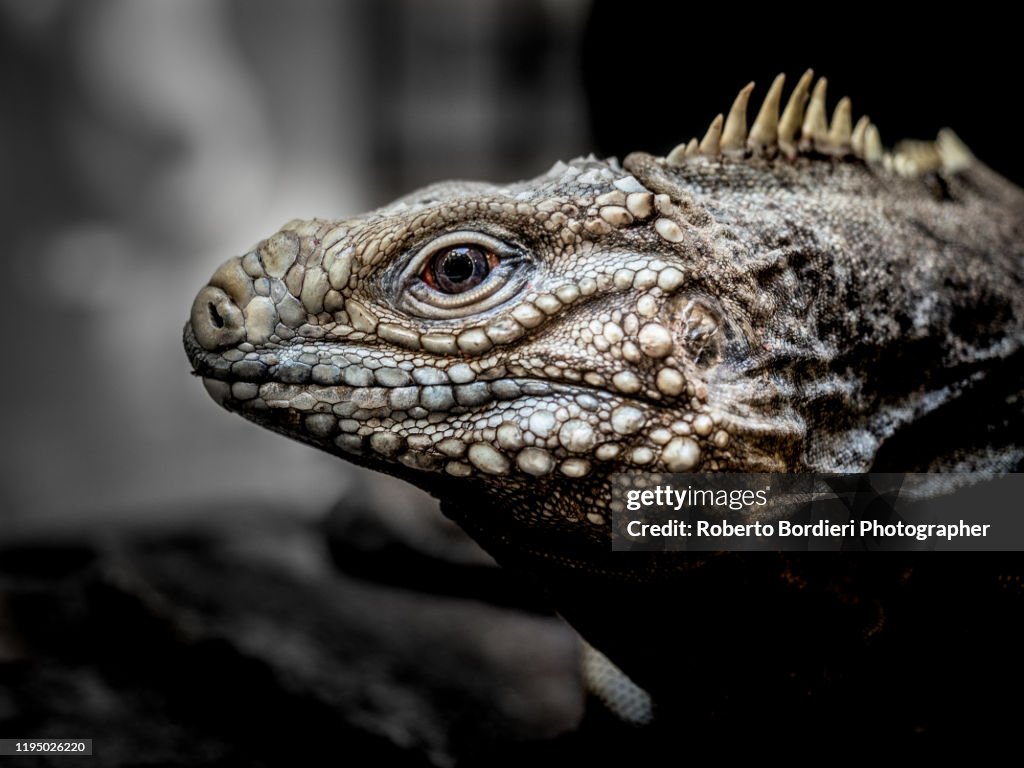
184 71 1024 736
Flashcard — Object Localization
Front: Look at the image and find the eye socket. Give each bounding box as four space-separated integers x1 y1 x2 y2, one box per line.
422 245 500 294
398 230 530 320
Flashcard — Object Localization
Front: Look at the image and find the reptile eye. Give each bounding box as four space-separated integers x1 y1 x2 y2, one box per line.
423 245 499 294
398 230 530 320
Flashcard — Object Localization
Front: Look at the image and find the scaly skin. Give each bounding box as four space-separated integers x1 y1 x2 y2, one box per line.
184 74 1024 729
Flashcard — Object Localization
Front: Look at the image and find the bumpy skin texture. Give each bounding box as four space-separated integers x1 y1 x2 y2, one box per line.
185 81 1024 729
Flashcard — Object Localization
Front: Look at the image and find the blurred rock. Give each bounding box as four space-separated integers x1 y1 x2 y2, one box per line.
0 509 585 767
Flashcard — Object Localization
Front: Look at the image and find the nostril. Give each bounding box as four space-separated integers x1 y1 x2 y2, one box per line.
208 302 225 329
190 285 245 351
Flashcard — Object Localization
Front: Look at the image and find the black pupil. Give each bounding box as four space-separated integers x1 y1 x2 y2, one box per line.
432 246 490 293
441 248 477 283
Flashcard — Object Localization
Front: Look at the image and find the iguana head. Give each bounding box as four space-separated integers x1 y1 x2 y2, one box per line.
183 155 750 495
184 70 1011 545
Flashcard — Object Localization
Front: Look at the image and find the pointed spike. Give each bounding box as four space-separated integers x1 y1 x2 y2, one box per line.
864 123 883 163
801 77 829 149
824 97 853 155
851 115 870 158
666 142 688 165
684 137 699 157
699 114 724 157
936 128 974 171
778 69 813 158
748 73 785 154
721 81 755 155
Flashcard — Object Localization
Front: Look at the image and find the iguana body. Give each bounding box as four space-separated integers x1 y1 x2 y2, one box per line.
185 72 1024 733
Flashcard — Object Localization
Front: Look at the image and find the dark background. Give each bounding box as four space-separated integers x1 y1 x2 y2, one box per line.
0 1 1019 764
585 8 1023 187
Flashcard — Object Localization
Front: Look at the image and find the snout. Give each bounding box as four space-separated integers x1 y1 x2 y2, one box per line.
187 227 304 352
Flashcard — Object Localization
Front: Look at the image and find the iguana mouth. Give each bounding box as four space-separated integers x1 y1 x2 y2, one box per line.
184 322 681 413
184 318 722 477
